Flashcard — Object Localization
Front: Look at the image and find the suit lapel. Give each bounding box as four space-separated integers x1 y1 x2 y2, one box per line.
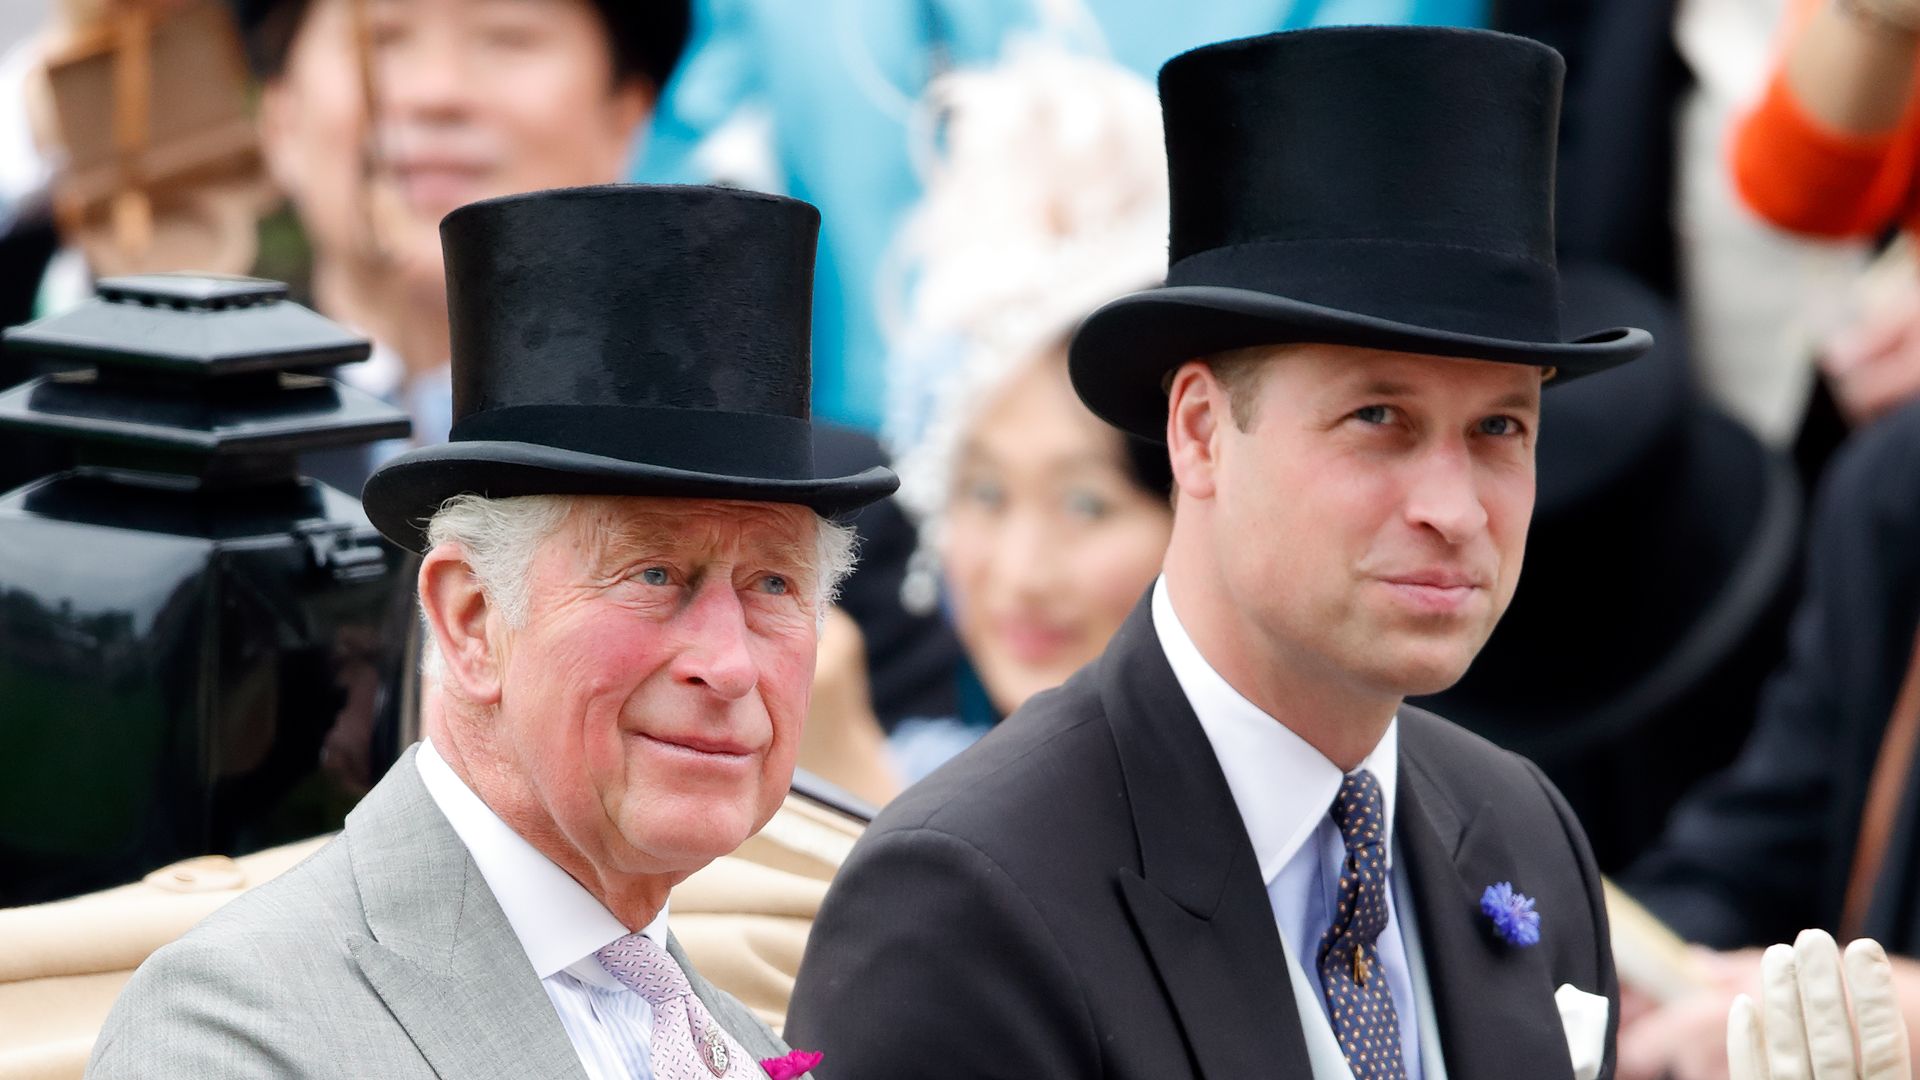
1397 754 1574 1079
342 750 590 1080
1101 598 1314 1079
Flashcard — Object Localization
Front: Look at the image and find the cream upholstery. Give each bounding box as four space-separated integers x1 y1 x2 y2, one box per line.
0 840 329 1080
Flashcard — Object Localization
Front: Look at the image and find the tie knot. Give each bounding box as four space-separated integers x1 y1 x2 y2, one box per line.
1330 768 1387 852
595 932 692 1007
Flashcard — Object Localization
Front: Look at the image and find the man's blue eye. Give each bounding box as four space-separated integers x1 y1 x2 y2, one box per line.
1354 405 1391 424
1479 416 1521 436
762 575 790 596
640 567 669 586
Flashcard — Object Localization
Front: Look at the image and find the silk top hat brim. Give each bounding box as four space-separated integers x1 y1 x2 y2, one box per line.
359 184 897 553
1071 26 1654 442
363 440 898 553
1072 286 1652 440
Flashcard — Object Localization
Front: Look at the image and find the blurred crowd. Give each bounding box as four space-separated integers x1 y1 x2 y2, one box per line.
7 0 1920 1076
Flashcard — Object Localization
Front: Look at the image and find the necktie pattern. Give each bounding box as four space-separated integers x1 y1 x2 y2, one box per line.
596 933 757 1079
1315 769 1408 1080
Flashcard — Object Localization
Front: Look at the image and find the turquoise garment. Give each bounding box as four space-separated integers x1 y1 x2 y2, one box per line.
632 0 1487 432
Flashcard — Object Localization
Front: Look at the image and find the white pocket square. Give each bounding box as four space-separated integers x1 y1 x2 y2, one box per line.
1555 983 1610 1080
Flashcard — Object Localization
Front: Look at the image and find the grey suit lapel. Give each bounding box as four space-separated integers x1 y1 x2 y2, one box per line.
343 747 590 1080
669 933 791 1064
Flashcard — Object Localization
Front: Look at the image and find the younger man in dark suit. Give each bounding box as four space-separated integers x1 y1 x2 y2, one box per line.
786 27 1649 1080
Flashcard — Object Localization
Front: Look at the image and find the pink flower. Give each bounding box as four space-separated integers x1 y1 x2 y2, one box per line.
761 1049 823 1079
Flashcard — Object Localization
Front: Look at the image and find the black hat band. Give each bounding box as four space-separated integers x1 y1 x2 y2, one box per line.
451 405 813 480
1167 238 1562 343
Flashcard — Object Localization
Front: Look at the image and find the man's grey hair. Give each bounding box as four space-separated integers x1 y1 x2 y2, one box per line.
419 493 859 683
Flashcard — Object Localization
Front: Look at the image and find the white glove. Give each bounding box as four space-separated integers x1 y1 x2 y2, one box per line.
1727 930 1911 1080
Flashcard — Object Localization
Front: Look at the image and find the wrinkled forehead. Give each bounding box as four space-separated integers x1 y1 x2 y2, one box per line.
565 496 821 565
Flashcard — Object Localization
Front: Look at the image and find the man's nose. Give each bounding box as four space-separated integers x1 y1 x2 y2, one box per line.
1403 438 1490 544
668 582 759 701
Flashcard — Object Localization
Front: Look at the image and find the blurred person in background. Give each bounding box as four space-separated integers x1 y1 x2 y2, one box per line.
1729 0 1920 430
876 44 1173 782
1670 0 1873 453
1616 395 1920 1080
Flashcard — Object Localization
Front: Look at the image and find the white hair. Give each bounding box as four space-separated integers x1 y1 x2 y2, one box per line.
815 516 861 605
418 493 858 684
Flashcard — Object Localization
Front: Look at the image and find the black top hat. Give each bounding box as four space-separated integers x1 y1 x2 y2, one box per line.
361 185 897 552
1070 26 1654 441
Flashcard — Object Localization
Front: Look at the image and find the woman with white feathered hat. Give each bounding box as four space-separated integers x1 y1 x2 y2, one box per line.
879 43 1176 782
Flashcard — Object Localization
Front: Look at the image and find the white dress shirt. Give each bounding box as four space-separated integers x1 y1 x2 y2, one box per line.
415 739 666 1080
1151 578 1444 1079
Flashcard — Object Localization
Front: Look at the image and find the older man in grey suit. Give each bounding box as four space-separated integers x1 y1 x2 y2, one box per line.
85 184 895 1079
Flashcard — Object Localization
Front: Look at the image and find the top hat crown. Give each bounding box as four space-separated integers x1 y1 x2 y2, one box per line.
361 184 896 551
1070 26 1651 441
444 184 812 425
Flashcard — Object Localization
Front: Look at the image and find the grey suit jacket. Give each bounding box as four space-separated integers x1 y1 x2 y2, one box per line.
87 747 791 1079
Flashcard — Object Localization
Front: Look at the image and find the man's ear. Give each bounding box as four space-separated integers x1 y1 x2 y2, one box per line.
1166 361 1224 501
418 545 504 706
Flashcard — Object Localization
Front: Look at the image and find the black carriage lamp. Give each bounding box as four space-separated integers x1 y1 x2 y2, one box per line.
0 273 415 907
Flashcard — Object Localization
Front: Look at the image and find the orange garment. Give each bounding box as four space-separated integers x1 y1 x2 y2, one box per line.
1731 0 1920 239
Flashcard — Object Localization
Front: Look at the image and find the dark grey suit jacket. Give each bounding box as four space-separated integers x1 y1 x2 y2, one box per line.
786 597 1617 1079
87 746 789 1078
1629 397 1920 951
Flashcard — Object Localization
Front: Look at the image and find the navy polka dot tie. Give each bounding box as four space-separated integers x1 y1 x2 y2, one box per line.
1315 769 1408 1079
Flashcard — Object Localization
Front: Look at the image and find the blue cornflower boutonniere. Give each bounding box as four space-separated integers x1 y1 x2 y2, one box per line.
1481 881 1541 947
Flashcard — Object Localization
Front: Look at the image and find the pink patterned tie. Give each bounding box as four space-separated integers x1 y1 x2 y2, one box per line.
596 933 757 1079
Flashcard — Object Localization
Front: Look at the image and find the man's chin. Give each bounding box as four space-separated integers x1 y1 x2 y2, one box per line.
618 788 780 865
1361 639 1483 698
623 820 756 874
1393 665 1472 698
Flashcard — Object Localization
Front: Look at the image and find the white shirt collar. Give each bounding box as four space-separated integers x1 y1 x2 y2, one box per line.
414 739 666 989
1150 576 1399 884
